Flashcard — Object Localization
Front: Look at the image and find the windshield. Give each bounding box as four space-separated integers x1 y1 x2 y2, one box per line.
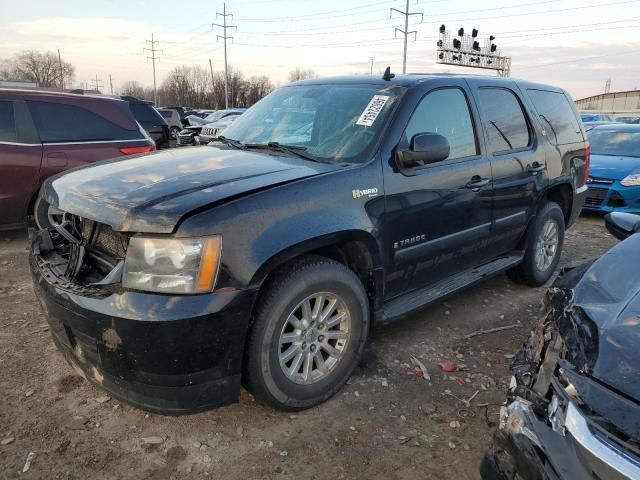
204 111 226 123
588 129 640 158
222 84 403 163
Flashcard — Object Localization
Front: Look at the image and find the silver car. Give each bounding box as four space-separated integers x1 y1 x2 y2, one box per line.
157 108 183 140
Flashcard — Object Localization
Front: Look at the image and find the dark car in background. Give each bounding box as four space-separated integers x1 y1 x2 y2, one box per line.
482 212 640 480
583 124 640 213
0 89 154 230
177 108 246 146
120 96 170 149
580 112 615 123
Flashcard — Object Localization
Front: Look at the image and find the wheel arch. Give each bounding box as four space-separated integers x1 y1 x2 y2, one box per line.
249 229 383 309
541 181 573 226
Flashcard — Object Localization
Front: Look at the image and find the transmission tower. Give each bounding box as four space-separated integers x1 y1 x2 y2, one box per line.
605 78 611 94
390 0 423 74
91 74 104 92
369 56 375 74
213 3 237 109
144 33 162 104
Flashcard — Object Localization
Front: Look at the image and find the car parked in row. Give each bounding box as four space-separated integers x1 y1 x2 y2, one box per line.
583 124 640 214
580 112 615 123
177 108 245 146
0 88 155 230
198 115 241 144
119 96 170 149
157 108 183 140
481 211 640 480
30 72 587 414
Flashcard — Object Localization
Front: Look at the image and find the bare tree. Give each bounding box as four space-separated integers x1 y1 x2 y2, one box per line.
5 50 74 87
288 67 317 83
119 80 145 98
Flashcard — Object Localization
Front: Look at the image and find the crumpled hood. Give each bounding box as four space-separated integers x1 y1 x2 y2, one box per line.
589 154 640 181
43 146 332 233
556 233 640 402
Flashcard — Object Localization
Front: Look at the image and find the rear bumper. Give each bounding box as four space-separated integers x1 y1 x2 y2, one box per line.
567 187 587 228
30 252 257 415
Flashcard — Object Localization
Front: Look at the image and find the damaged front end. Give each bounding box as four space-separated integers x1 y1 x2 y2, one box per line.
482 249 640 480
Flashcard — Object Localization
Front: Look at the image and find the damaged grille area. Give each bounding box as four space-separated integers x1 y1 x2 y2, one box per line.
32 211 129 297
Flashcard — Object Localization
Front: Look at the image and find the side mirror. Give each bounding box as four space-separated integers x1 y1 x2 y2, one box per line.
397 133 450 169
605 212 640 241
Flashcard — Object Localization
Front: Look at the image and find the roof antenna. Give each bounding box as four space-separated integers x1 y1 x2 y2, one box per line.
382 66 395 81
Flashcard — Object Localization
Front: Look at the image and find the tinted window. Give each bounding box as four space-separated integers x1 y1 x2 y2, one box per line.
28 101 141 142
402 88 478 160
158 110 173 120
528 90 582 145
587 129 640 158
478 88 530 153
130 104 163 124
0 101 17 142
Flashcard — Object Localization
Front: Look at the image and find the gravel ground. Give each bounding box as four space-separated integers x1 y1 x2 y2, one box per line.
0 215 617 480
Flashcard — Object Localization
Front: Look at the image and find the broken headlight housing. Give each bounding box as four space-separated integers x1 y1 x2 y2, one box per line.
122 236 222 294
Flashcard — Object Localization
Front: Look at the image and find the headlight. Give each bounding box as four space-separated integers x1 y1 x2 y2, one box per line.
123 236 222 294
621 174 640 186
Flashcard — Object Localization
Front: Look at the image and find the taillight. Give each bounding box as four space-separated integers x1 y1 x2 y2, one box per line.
119 145 155 155
584 141 590 183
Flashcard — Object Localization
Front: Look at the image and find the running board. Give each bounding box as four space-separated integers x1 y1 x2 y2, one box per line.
378 253 524 326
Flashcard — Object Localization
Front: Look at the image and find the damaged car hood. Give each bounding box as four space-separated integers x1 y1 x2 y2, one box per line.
42 147 333 233
555 233 640 402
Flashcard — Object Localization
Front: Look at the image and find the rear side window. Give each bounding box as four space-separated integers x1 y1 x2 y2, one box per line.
159 110 173 120
527 89 583 145
0 101 17 142
130 104 162 123
28 101 142 143
478 88 531 154
403 88 478 160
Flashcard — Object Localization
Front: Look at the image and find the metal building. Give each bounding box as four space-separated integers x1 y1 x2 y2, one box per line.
575 90 640 114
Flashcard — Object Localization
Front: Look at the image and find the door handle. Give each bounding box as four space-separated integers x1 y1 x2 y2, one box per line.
528 163 545 174
465 176 490 191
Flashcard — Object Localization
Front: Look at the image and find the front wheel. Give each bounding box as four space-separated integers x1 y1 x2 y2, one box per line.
507 201 565 286
244 256 370 410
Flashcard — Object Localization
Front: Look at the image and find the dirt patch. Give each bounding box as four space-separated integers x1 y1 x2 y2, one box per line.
0 217 617 479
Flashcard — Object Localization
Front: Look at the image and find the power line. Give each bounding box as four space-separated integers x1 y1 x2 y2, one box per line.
213 2 237 109
144 32 162 104
391 0 424 74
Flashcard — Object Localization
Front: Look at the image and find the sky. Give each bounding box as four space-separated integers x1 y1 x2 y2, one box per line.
1 0 639 100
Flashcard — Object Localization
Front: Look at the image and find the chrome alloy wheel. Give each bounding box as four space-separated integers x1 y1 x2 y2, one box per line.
534 218 559 271
278 293 351 385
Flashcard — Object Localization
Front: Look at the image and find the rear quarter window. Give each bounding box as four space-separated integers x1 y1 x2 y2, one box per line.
28 101 142 143
527 89 583 145
130 104 163 124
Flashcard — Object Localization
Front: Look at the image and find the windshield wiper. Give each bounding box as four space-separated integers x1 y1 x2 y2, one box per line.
489 121 513 150
245 142 320 161
215 136 246 150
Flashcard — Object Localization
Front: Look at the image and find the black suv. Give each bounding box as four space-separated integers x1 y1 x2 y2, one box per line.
120 96 170 149
29 73 588 414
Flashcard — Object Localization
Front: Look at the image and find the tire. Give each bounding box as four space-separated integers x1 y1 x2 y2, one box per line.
170 127 180 140
507 201 565 287
244 255 370 410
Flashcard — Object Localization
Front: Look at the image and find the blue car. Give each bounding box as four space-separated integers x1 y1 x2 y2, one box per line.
584 124 640 213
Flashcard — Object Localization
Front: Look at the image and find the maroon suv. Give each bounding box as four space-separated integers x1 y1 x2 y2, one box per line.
0 89 155 229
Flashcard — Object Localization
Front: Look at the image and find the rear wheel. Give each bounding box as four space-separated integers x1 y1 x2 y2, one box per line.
170 126 180 140
507 201 565 286
244 256 369 410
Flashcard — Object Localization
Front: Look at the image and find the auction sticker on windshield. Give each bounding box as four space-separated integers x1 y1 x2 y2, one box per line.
356 95 390 127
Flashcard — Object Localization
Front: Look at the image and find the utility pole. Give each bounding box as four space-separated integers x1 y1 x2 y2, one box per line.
369 56 375 75
91 74 104 92
144 33 162 104
390 0 423 74
109 74 114 94
57 49 64 89
213 3 237 109
209 58 215 90
605 78 611 94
